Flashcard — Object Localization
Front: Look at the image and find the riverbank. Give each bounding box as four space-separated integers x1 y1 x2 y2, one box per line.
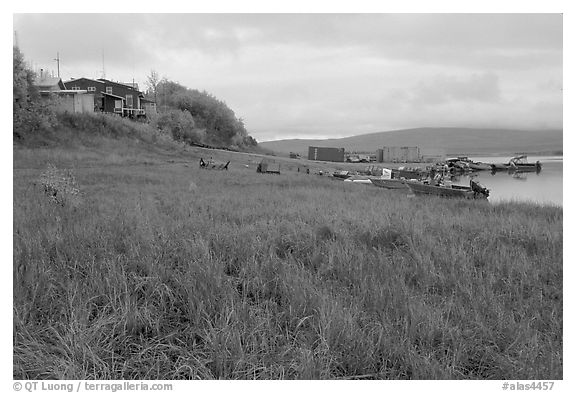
13 139 562 379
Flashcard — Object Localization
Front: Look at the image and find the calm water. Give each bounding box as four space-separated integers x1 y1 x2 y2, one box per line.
450 156 563 206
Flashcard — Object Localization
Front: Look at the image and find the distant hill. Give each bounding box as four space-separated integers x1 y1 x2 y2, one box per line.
259 127 563 157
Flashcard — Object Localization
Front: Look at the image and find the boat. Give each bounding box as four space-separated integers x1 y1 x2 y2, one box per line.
332 170 352 180
200 158 230 170
451 161 472 172
508 155 542 173
444 157 473 173
468 161 493 171
343 175 374 184
370 178 407 189
405 179 490 199
491 163 510 171
394 167 428 180
343 174 382 184
491 155 542 173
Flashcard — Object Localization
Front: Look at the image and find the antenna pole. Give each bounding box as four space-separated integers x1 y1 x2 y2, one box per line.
53 52 60 78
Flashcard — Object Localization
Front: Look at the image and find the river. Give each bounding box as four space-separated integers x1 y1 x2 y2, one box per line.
449 156 563 206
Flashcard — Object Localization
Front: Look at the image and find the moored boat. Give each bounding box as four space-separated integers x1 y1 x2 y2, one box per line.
370 178 407 189
492 155 542 173
444 157 473 173
508 155 542 172
491 163 510 171
405 179 489 199
468 161 493 171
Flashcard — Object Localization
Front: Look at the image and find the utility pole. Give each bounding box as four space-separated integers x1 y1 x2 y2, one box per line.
101 50 106 79
53 52 60 78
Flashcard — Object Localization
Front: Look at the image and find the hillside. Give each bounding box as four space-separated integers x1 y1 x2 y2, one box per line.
259 127 563 157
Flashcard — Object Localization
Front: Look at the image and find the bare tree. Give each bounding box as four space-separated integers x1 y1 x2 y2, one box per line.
145 70 160 104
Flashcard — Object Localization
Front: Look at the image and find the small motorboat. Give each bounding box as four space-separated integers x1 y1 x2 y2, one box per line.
508 155 542 173
405 179 489 199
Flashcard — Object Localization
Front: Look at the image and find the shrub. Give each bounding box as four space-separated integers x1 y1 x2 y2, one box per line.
155 109 205 145
13 102 58 140
37 163 81 207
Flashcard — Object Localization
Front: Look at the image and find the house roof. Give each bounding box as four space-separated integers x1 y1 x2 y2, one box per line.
34 76 63 88
64 77 105 85
97 78 140 92
120 82 139 90
40 90 90 94
101 92 125 100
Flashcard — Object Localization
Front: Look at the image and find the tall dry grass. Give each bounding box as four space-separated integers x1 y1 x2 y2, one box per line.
13 142 562 380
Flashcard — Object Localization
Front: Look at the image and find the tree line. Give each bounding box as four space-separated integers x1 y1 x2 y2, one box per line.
145 71 257 148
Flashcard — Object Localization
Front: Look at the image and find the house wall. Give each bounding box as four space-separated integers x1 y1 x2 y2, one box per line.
50 93 95 114
99 80 141 109
78 94 94 113
65 78 105 92
52 95 73 113
65 79 106 110
103 95 122 114
65 78 143 111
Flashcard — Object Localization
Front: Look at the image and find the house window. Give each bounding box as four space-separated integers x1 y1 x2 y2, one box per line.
71 86 81 90
106 87 113 94
87 86 96 92
126 94 133 108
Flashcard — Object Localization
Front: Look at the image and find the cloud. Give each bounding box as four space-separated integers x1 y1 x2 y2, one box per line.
410 73 502 107
13 13 563 140
14 14 145 68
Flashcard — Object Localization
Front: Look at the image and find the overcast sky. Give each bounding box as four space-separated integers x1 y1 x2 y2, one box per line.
13 13 562 141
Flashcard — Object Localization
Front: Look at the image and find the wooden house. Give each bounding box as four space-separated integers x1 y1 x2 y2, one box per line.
63 77 153 119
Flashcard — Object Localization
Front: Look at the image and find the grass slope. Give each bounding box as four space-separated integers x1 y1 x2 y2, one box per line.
13 119 562 380
259 127 563 157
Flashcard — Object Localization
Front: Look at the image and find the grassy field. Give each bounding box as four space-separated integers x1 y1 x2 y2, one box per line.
13 122 562 380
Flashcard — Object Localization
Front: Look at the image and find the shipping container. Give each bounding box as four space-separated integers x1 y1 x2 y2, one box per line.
308 146 345 162
377 146 421 163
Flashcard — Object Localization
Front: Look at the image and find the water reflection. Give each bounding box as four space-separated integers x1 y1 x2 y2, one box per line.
511 172 527 181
